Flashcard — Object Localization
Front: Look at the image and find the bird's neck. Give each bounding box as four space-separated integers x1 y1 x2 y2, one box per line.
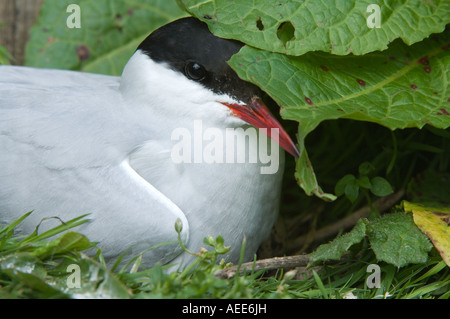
119 50 246 141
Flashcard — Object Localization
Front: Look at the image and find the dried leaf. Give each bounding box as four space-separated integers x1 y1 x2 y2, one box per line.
403 201 450 267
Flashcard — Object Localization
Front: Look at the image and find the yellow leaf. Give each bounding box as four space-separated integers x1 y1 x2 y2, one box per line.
403 201 450 267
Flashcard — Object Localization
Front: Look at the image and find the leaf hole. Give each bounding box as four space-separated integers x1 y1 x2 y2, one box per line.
277 21 295 46
256 17 264 31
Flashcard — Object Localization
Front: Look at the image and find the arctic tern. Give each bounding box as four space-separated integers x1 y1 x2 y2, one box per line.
0 17 299 269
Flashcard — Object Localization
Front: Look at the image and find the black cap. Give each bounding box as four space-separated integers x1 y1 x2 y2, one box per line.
137 17 261 104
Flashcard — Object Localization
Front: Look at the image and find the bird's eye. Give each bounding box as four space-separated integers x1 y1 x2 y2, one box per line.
185 62 206 81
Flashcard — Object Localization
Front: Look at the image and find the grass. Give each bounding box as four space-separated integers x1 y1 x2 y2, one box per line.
0 209 449 299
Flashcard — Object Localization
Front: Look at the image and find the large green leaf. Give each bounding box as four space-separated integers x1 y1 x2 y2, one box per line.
25 0 186 75
229 31 450 199
231 32 450 133
367 212 433 267
179 0 449 56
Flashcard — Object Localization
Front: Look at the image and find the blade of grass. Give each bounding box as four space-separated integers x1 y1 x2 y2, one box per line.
411 261 447 284
312 270 329 299
19 214 90 245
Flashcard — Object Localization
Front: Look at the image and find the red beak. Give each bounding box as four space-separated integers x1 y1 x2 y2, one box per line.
221 97 300 158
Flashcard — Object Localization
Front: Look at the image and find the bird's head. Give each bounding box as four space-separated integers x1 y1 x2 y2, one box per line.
120 17 299 158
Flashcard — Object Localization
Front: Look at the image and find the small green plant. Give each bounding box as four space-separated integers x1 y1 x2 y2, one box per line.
173 217 233 275
335 161 393 204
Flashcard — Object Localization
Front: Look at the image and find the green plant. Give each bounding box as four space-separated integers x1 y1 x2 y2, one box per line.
335 162 393 204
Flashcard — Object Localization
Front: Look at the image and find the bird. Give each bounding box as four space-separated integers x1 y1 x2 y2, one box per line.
0 17 299 270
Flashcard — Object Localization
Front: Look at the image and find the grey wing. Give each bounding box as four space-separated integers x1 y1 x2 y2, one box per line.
0 151 189 267
0 66 189 267
80 159 191 267
0 65 120 89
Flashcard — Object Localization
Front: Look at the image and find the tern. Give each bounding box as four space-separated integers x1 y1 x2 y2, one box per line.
0 17 299 269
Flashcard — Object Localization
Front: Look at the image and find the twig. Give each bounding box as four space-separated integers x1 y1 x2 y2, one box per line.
214 254 310 279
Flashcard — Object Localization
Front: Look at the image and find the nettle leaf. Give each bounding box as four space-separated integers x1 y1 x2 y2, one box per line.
310 211 439 266
179 0 449 56
25 0 186 75
229 31 450 199
310 219 367 262
367 212 433 267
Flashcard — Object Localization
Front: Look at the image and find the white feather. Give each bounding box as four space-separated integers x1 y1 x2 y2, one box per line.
0 49 284 269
